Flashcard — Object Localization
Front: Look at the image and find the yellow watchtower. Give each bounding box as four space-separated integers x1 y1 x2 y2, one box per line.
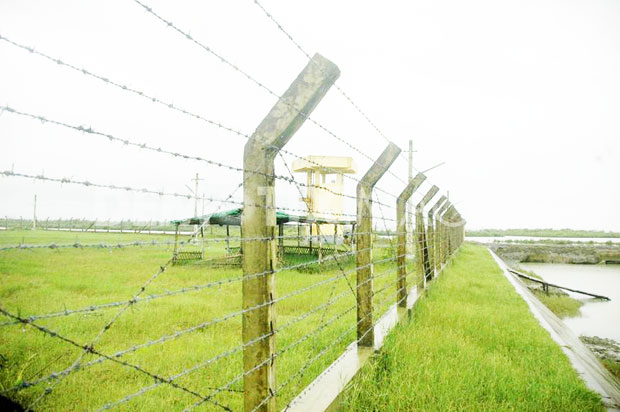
292 156 357 236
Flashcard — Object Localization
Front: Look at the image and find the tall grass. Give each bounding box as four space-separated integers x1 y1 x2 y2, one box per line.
0 230 412 411
340 243 604 412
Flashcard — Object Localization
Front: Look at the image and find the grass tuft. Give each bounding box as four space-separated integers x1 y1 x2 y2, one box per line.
531 291 583 318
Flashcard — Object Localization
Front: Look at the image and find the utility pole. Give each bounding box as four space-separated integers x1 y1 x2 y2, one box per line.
193 173 201 218
32 194 37 231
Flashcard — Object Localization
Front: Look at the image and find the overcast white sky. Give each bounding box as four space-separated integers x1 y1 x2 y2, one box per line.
1 0 619 231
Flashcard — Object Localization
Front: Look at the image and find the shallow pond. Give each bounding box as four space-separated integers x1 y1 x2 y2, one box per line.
520 263 620 341
467 235 620 244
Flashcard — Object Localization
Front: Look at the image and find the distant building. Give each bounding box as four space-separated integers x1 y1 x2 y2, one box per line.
292 155 357 237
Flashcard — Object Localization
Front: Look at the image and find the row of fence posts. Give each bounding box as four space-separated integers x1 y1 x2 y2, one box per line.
239 53 465 411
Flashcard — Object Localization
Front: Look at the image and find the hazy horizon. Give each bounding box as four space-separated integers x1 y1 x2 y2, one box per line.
1 0 619 231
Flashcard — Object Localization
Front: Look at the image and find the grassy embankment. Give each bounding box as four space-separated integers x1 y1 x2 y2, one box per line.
340 243 604 412
0 229 412 411
466 228 620 238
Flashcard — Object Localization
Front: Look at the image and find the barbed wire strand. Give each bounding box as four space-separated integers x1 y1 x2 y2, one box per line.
19 160 255 408
0 35 399 200
130 0 400 182
249 0 409 187
1 249 397 395
1 105 395 205
0 168 395 221
0 306 233 411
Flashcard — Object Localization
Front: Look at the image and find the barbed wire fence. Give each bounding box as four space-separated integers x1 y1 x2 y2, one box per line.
0 2 466 411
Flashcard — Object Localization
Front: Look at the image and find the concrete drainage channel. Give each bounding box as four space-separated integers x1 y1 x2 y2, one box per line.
489 249 620 410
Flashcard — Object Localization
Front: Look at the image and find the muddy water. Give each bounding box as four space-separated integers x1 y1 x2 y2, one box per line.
467 236 620 243
520 263 620 341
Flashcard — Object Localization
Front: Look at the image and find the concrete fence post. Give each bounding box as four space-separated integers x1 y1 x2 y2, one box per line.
450 210 460 255
449 208 465 254
415 186 438 288
440 206 451 264
443 205 457 259
427 195 447 278
434 201 450 272
396 173 426 307
437 201 451 265
242 53 339 412
356 142 401 347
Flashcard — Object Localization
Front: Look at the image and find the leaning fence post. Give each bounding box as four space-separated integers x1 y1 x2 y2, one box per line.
396 173 426 307
437 201 451 265
427 195 447 277
356 142 401 347
434 200 450 272
439 204 450 264
242 53 339 412
415 186 438 288
443 205 457 260
449 208 465 254
447 208 457 256
449 209 460 255
459 213 466 247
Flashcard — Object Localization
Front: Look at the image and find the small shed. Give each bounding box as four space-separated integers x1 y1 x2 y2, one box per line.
170 208 356 265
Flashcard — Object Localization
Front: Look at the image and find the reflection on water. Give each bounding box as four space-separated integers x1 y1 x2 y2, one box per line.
520 263 620 341
467 236 620 243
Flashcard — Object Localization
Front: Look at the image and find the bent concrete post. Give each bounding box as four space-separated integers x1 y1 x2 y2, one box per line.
242 53 339 412
356 142 401 347
434 201 450 272
415 186 439 288
443 205 457 258
396 173 426 307
437 201 451 266
427 195 447 277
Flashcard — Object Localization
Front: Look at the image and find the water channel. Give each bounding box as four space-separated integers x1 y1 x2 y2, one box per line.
466 236 620 244
520 262 620 342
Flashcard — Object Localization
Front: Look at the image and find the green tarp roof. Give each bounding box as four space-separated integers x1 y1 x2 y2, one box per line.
171 208 355 226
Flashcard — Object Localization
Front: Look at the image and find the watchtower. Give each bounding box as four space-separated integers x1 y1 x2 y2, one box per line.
292 155 357 237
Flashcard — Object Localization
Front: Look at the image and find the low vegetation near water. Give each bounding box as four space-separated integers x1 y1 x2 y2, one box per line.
513 268 620 382
532 292 583 318
512 268 584 319
340 243 604 412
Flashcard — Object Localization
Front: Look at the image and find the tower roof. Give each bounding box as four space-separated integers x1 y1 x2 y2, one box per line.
291 156 357 174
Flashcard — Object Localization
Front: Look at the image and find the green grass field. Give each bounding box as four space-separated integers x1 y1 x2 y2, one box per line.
0 229 413 411
339 243 605 412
